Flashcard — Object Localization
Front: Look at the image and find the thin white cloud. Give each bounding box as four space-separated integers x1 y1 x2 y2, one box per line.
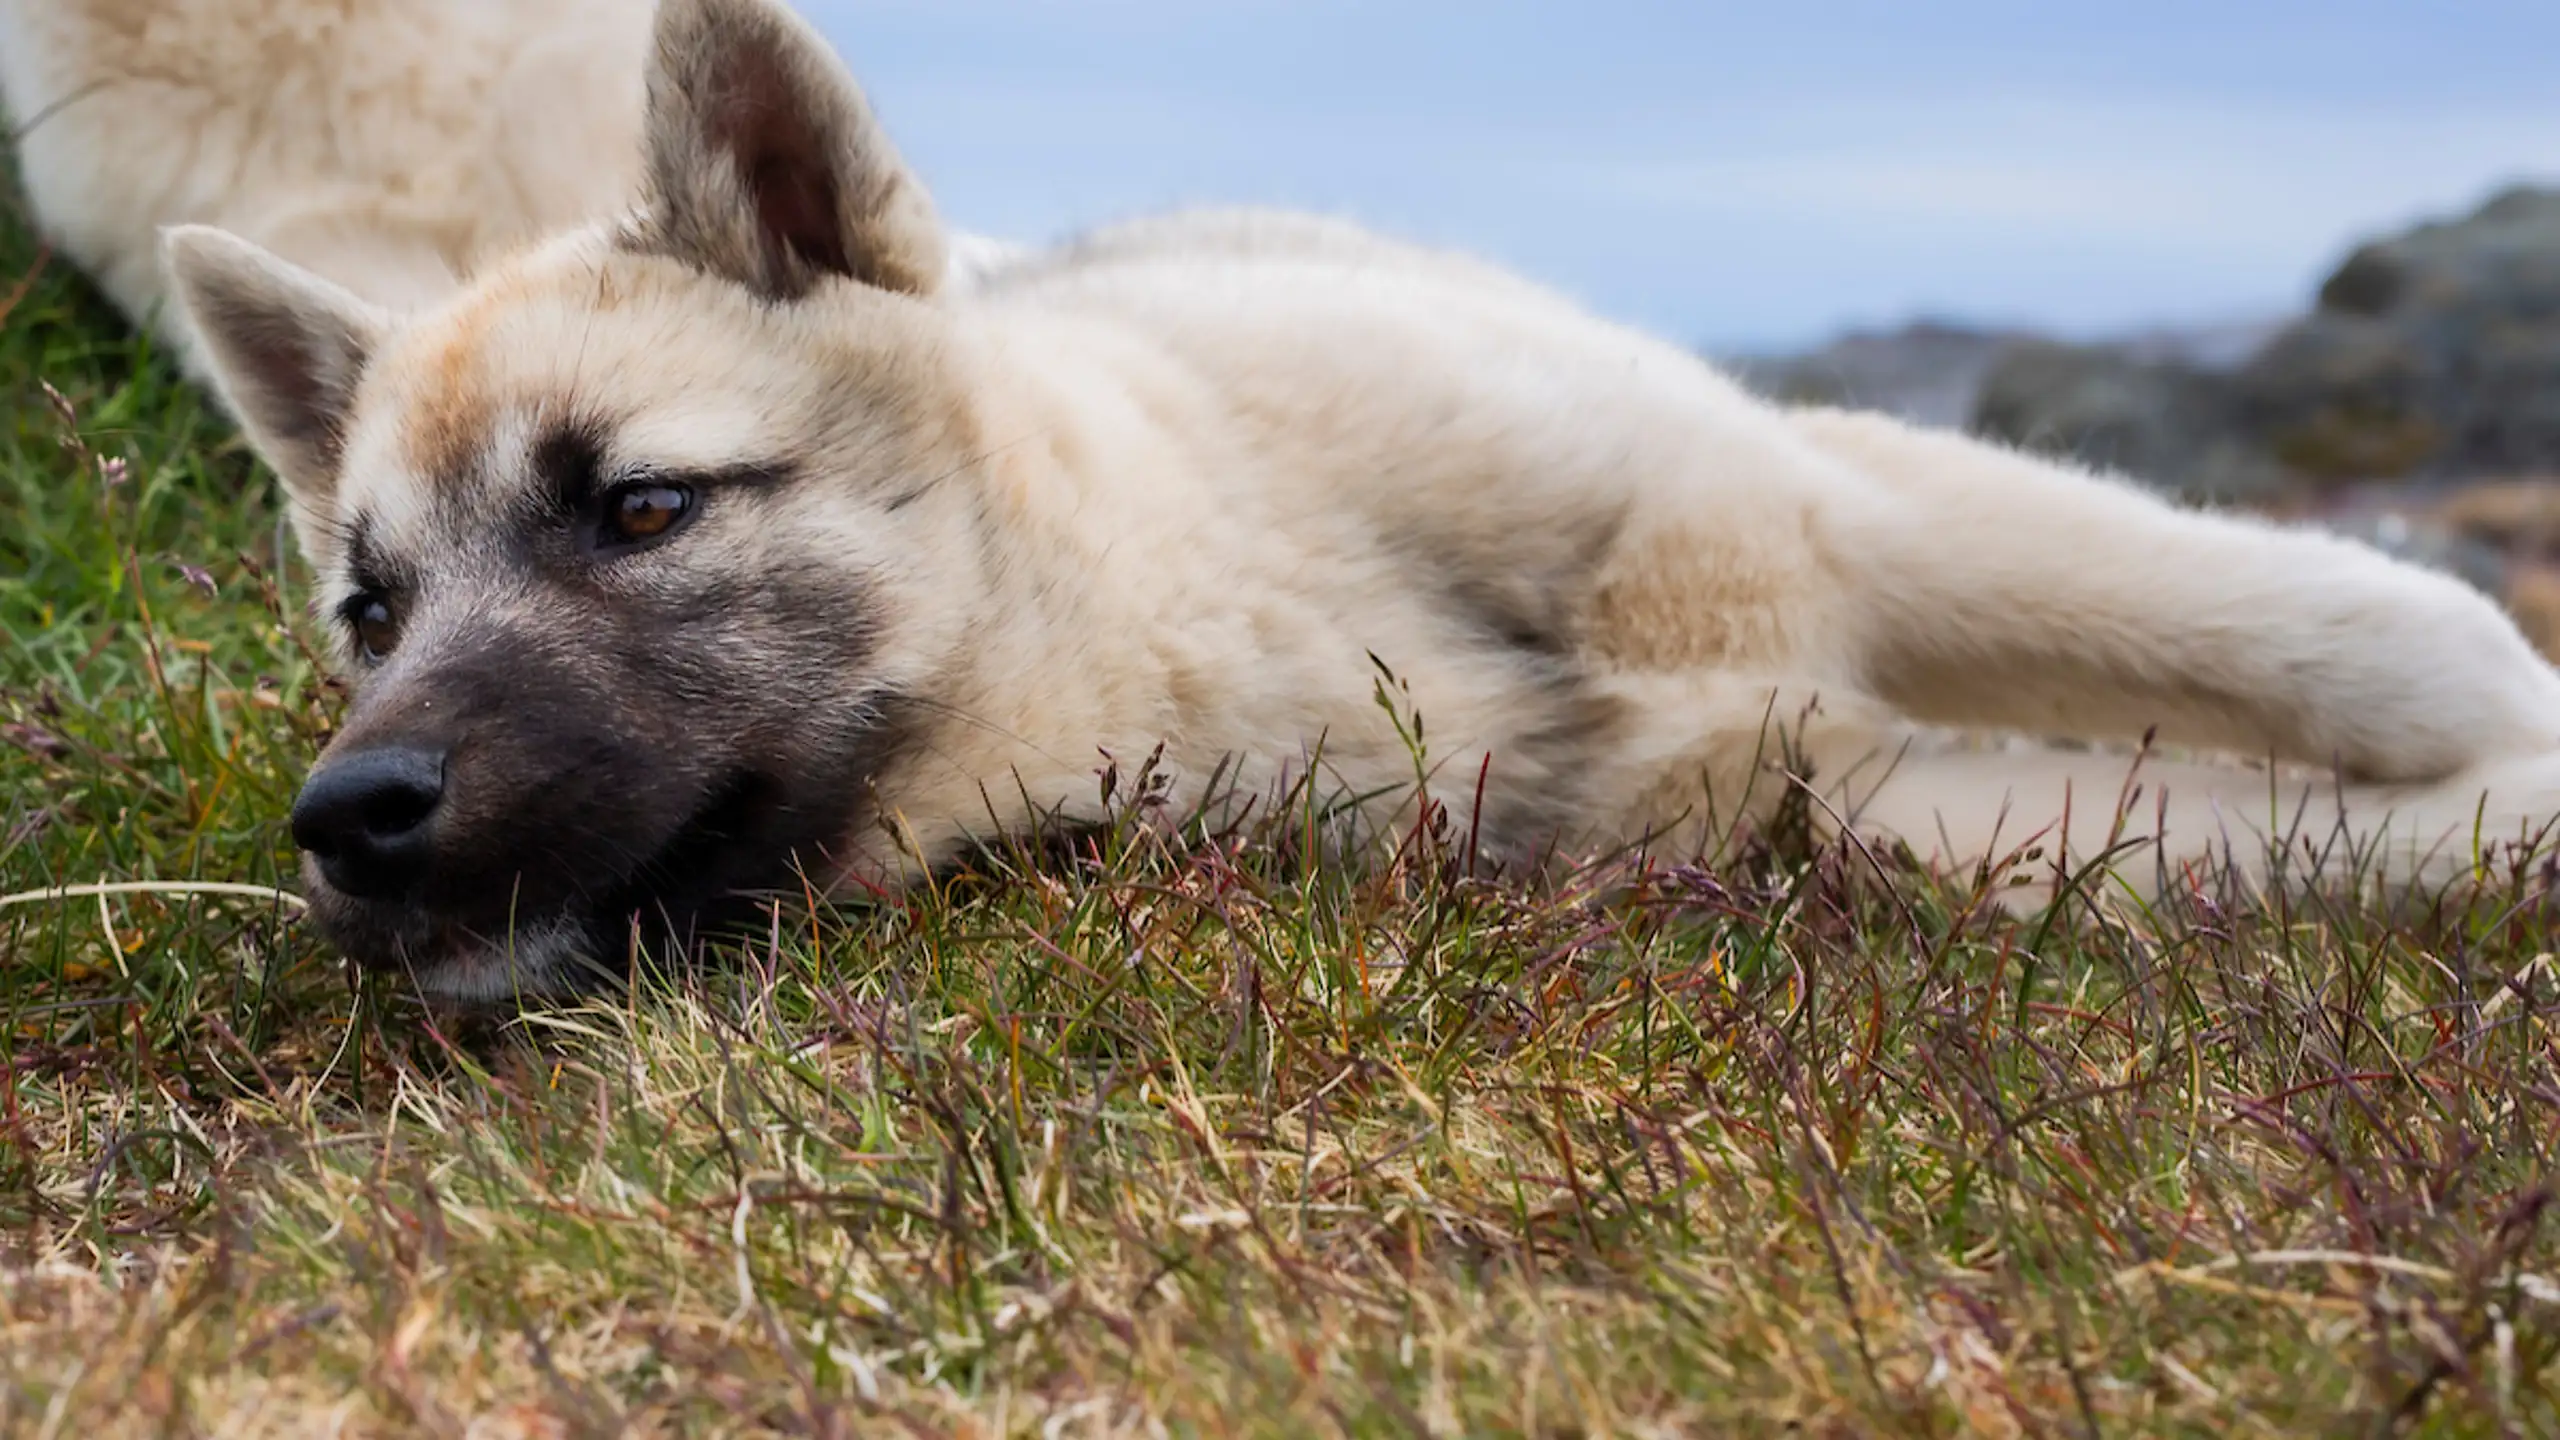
1584 95 2560 263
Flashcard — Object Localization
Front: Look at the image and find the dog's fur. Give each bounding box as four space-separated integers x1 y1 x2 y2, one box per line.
11 0 2560 1003
0 0 1020 379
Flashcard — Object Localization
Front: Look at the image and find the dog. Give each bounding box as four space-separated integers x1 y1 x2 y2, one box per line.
0 0 1022 382
11 0 2560 1004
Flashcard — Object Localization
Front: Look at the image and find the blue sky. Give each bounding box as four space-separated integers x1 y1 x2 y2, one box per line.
797 2 2560 353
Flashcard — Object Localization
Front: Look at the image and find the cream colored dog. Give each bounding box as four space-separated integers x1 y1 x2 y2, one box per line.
0 0 1019 379
9 0 2560 1002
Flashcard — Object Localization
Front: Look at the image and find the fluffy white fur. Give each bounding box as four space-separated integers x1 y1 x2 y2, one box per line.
0 0 1020 377
11 0 2560 999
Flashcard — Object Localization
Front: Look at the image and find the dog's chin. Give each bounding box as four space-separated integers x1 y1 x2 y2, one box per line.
398 920 611 1008
305 770 811 1009
304 891 639 1006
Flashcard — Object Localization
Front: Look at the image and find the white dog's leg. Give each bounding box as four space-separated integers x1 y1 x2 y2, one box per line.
1817 734 2560 909
1593 675 2550 903
1791 409 2560 782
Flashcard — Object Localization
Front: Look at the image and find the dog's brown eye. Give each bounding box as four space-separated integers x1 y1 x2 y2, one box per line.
350 597 400 663
603 482 695 547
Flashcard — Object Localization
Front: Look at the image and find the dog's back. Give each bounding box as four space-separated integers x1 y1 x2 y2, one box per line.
0 0 652 376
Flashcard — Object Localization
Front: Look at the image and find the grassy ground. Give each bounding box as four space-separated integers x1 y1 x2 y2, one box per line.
7 179 2560 1439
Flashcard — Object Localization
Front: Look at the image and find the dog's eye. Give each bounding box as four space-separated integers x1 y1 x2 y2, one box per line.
599 481 697 549
348 596 401 663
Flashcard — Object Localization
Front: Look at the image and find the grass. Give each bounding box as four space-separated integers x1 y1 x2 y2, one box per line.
6 176 2560 1439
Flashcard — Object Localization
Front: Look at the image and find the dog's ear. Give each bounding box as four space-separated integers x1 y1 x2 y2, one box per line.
636 0 946 299
162 226 385 526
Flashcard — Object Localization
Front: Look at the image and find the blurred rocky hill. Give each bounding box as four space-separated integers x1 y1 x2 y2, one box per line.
1729 183 2560 657
1730 317 2279 439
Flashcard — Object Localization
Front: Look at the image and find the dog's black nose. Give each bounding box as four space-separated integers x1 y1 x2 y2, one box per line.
291 747 448 899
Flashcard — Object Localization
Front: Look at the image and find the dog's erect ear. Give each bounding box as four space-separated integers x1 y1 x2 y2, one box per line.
637 0 947 299
161 226 384 526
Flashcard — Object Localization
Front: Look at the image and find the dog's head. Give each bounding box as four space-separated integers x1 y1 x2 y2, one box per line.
163 0 996 1001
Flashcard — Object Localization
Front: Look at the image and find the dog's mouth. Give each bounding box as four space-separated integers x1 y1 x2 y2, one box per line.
578 768 797 958
312 768 829 1005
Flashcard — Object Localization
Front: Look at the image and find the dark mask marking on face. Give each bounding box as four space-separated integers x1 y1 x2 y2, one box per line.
578 689 929 970
533 422 610 516
342 515 402 598
298 519 927 999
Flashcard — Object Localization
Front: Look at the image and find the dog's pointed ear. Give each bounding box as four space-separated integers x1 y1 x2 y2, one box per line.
161 225 384 522
636 0 947 299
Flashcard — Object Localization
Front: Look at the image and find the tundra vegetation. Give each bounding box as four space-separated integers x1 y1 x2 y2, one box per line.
4 173 2560 1437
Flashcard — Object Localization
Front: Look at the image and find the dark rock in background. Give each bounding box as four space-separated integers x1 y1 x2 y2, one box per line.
1727 184 2560 653
1969 340 2287 503
2241 186 2560 485
1734 184 2560 502
1970 185 2560 500
1726 321 2036 431
1730 320 2287 502
2296 490 2513 597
